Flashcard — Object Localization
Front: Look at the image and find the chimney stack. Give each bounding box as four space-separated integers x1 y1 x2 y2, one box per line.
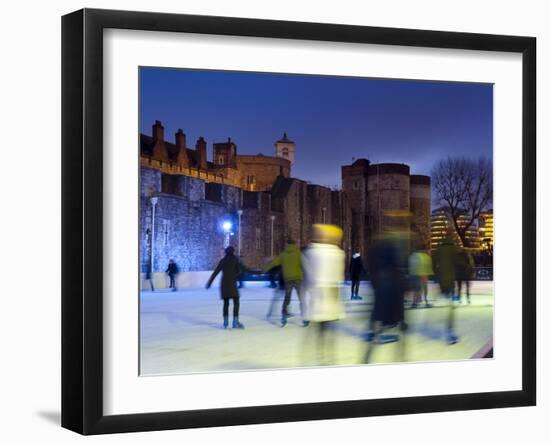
176 129 189 167
152 120 164 142
151 120 169 162
195 137 208 169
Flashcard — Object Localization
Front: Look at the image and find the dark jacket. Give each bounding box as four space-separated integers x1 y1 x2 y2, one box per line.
143 263 153 279
433 241 458 294
368 236 406 326
349 255 364 280
166 262 178 276
456 249 474 281
206 255 252 299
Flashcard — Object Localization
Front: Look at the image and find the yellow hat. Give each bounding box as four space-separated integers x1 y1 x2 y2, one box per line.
312 224 343 245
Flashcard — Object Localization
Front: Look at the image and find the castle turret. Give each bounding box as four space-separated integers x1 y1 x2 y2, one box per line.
410 175 431 250
341 158 370 260
275 133 295 166
213 137 238 169
367 163 410 237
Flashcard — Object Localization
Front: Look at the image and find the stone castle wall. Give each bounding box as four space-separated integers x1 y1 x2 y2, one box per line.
140 165 351 280
141 154 430 287
275 180 308 248
410 176 432 250
236 155 291 191
140 195 230 273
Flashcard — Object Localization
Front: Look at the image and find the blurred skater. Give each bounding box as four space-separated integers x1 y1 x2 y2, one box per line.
237 254 247 289
349 252 364 300
143 262 155 292
206 246 255 329
433 234 459 344
263 239 306 327
166 259 179 292
302 224 346 365
408 248 433 308
456 247 474 304
364 211 410 363
265 266 285 319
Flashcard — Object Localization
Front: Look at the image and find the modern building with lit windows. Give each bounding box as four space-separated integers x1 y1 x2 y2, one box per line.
430 207 486 253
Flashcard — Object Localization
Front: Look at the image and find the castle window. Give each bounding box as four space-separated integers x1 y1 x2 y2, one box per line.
218 156 225 165
354 180 359 189
282 148 289 157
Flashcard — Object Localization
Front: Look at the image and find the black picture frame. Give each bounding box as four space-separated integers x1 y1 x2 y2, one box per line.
62 8 536 435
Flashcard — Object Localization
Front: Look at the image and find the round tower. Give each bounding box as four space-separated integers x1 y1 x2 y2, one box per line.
341 159 370 259
410 175 432 250
274 133 295 165
367 163 410 238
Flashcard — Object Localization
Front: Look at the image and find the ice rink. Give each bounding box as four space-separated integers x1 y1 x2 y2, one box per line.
140 281 494 375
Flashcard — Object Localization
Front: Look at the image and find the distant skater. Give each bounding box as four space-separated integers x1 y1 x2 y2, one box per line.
456 248 474 304
166 259 179 292
349 252 364 300
206 246 255 329
144 262 154 292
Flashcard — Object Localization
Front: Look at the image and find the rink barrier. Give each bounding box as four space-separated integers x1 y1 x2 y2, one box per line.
140 271 220 289
471 338 493 359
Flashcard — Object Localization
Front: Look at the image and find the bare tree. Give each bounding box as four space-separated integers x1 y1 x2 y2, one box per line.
431 157 493 246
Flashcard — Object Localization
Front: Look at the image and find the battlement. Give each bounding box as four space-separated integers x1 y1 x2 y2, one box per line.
141 120 292 192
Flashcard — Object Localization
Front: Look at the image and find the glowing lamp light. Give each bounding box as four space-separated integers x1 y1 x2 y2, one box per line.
222 221 232 232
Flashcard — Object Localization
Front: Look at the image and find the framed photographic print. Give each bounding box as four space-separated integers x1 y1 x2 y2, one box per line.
62 8 536 435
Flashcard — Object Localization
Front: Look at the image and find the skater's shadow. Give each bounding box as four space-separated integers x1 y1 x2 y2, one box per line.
344 307 374 315
155 311 223 330
333 322 368 340
408 322 444 340
265 318 283 327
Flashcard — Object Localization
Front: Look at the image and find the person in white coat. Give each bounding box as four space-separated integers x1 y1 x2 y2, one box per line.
302 224 346 365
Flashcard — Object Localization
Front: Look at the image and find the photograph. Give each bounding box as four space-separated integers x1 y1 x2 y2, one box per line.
138 67 494 375
0 0 543 440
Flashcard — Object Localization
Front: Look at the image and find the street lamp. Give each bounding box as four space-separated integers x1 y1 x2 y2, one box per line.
222 220 232 248
237 209 243 256
270 215 275 257
150 197 158 274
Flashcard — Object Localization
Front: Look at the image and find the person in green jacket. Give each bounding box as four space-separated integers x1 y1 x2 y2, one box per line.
408 249 433 308
433 234 459 344
263 239 306 326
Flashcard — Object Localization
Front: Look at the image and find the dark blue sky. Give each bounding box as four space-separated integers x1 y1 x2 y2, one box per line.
140 67 493 188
